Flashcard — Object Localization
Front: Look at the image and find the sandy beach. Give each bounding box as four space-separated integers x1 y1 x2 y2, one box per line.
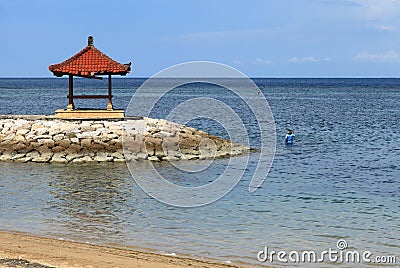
0 231 243 268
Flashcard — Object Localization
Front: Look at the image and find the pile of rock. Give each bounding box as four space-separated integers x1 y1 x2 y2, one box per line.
0 116 250 163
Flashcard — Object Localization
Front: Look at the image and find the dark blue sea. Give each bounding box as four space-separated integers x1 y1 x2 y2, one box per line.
0 78 399 266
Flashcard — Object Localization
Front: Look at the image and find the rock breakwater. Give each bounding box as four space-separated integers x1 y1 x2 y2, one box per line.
0 116 250 163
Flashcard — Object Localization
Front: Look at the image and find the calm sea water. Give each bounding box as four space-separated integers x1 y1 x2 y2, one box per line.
0 78 399 266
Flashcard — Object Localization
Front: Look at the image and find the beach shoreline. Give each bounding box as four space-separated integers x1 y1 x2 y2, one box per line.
0 231 246 268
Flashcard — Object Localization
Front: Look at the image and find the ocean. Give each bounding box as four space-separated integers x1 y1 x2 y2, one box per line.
0 78 399 266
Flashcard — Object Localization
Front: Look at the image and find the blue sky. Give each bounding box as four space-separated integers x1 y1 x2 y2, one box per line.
1 0 400 77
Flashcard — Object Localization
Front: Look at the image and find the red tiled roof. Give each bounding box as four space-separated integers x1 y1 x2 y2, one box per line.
49 36 131 78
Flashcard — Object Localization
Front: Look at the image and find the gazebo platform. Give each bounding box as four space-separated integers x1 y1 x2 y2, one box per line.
48 36 131 120
55 109 125 119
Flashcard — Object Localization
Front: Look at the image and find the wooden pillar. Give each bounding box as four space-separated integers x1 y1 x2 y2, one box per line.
67 75 74 111
107 74 113 110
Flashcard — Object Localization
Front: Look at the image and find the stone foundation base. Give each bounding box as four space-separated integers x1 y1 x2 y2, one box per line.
0 116 252 163
55 109 125 119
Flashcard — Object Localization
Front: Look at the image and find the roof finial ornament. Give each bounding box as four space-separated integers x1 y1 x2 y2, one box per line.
88 36 94 46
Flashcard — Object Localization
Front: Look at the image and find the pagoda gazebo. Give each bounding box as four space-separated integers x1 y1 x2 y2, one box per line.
49 36 131 119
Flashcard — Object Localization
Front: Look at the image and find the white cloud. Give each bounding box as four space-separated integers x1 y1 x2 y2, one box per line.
181 30 241 41
353 50 400 62
375 25 397 32
254 57 273 65
180 28 281 41
302 57 319 63
318 0 400 22
352 0 400 20
233 60 244 65
288 56 320 63
317 0 362 7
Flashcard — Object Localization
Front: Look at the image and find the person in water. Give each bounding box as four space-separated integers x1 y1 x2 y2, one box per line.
285 129 295 145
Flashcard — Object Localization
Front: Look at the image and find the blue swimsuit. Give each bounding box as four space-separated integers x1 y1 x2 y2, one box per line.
285 134 295 144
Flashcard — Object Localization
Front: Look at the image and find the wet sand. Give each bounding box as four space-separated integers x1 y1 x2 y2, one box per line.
0 231 242 268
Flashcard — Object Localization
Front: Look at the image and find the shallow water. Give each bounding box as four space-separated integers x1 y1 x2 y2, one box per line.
0 78 399 266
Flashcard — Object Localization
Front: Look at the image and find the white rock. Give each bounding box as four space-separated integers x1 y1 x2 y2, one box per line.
108 124 122 130
53 134 65 142
34 135 52 140
11 153 26 160
42 121 59 127
16 128 30 136
26 151 40 159
70 138 80 144
15 156 32 163
71 157 85 163
38 139 55 148
14 119 29 127
159 131 175 137
4 133 16 141
91 123 104 129
1 127 10 134
107 133 119 140
51 153 68 163
95 152 111 162
0 154 12 161
14 135 26 143
180 155 199 160
161 156 180 161
111 152 124 159
148 156 160 161
81 156 93 162
77 131 100 139
31 123 44 130
80 121 94 127
65 153 80 162
35 128 49 135
59 123 80 132
32 153 53 163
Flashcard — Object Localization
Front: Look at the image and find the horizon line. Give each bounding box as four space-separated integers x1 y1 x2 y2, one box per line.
0 76 400 79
